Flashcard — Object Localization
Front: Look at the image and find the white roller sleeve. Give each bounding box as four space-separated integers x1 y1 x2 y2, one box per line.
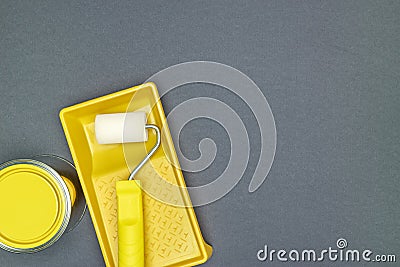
95 112 148 144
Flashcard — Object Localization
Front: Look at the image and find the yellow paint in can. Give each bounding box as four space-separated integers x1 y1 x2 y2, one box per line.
0 162 71 252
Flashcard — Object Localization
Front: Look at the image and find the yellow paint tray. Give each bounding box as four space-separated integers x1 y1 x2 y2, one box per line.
59 82 212 267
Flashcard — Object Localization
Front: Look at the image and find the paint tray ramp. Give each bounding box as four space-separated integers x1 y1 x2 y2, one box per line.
60 83 212 267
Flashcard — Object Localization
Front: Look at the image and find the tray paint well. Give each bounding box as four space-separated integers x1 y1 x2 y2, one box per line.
60 83 212 266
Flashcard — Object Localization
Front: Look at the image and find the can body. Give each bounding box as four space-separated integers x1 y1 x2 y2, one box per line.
0 155 85 253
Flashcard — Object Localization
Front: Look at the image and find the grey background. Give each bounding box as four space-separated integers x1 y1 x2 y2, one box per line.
1 0 399 266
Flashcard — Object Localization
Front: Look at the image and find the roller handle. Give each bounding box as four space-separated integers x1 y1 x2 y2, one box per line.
116 180 144 267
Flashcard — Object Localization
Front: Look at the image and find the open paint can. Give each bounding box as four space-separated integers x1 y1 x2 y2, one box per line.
0 155 86 253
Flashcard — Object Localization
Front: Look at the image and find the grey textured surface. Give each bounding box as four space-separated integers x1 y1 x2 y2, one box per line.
1 0 399 266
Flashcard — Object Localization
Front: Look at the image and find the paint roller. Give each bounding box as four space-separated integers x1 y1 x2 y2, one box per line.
95 112 161 267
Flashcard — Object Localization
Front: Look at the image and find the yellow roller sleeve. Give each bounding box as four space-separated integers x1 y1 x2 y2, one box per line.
116 180 144 267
